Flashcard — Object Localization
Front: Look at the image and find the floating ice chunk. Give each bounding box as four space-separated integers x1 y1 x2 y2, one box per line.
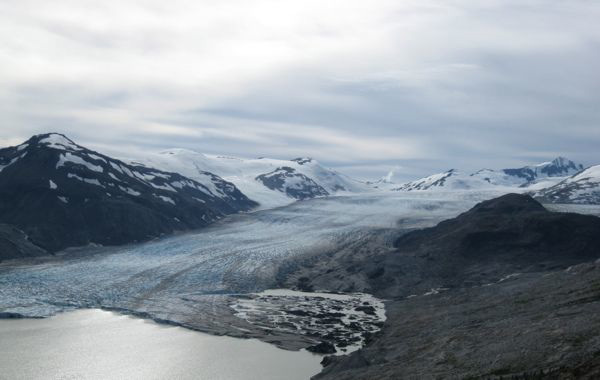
230 289 386 356
57 196 68 203
49 180 57 189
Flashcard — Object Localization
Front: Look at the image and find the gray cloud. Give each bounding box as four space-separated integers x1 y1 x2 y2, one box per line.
0 0 599 181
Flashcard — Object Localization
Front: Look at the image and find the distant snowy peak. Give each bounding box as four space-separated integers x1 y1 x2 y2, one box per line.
392 169 484 191
394 157 585 192
291 157 313 165
131 150 369 207
256 166 329 200
35 133 84 152
502 157 583 182
535 164 600 204
286 157 368 194
398 169 455 191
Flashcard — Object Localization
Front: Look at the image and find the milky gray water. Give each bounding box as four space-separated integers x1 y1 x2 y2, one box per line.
0 309 322 380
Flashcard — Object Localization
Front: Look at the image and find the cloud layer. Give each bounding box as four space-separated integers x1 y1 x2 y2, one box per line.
1 0 599 180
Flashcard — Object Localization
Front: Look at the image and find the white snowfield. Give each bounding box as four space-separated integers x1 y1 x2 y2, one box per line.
129 150 371 209
568 165 600 183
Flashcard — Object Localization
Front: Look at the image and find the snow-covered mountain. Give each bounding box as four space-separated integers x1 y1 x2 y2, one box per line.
130 150 370 208
0 133 257 253
392 169 496 191
504 157 583 180
534 165 600 204
393 157 585 192
255 166 329 200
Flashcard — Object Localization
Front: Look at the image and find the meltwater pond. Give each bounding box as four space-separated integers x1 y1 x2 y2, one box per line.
0 309 322 380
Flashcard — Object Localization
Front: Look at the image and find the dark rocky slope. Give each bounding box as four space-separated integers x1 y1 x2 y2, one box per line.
280 194 600 379
0 224 47 261
317 261 600 379
0 133 257 257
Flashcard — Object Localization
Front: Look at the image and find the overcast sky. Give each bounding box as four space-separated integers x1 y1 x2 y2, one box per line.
1 0 599 181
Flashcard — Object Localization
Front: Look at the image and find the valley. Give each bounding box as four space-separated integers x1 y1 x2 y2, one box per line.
0 191 497 348
2 134 600 378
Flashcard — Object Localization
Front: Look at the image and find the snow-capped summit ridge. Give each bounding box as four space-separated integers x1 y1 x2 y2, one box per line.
30 133 83 152
131 149 370 208
0 134 257 252
393 157 586 193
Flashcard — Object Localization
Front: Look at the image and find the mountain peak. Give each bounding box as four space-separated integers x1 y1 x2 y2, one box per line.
468 193 546 215
291 157 313 165
539 156 583 176
28 133 82 152
548 156 581 168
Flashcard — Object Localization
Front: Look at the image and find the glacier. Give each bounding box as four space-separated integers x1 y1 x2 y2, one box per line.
2 190 599 348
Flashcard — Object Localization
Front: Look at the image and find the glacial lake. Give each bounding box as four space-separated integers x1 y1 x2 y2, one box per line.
0 309 322 380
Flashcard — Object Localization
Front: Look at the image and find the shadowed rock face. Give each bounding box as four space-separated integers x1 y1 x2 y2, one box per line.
0 224 47 261
393 193 600 268
0 133 257 254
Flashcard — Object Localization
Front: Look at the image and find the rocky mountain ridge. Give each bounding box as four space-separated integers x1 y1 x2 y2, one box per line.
130 150 370 208
0 133 257 257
